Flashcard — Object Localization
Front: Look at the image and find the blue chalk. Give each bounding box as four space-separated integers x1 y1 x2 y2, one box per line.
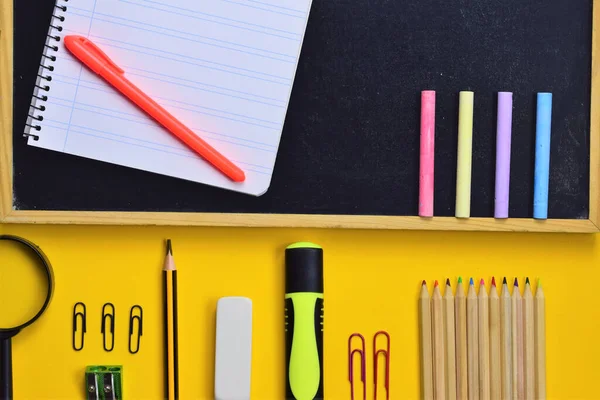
533 93 552 219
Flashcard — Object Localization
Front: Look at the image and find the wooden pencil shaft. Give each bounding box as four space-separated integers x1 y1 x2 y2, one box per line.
467 284 479 400
163 267 179 400
456 284 468 400
489 287 501 400
534 287 546 400
523 286 534 400
500 284 512 400
445 287 457 400
433 287 447 400
420 286 434 400
512 287 524 400
478 285 490 400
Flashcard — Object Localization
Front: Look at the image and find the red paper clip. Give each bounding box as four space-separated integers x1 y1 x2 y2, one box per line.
348 333 366 400
373 330 390 400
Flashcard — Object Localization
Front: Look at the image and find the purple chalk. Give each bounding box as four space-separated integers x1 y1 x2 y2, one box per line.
494 92 513 218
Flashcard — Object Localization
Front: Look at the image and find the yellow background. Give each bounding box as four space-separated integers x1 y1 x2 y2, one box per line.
1 223 599 399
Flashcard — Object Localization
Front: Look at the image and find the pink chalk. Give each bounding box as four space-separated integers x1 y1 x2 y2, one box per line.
419 91 436 217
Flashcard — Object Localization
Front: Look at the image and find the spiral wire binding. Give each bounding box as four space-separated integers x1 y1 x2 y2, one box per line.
24 1 69 141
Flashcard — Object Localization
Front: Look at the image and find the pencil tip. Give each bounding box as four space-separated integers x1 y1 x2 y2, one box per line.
491 277 496 286
469 277 474 285
446 278 451 286
422 280 427 286
526 277 530 285
537 278 542 288
166 239 172 256
434 280 439 288
458 276 463 284
503 277 507 285
480 278 485 286
514 277 519 287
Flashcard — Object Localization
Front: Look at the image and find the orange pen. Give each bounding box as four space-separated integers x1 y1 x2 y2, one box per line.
64 35 245 182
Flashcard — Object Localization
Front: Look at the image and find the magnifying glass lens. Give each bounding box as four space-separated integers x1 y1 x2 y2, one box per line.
0 241 49 328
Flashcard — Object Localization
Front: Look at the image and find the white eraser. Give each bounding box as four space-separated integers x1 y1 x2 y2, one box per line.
215 297 252 400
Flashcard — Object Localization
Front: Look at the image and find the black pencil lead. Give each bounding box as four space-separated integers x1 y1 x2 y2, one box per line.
166 239 172 256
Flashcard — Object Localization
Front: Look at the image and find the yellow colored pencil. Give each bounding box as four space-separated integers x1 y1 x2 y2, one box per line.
523 279 534 400
163 240 179 400
478 279 490 400
420 281 434 400
534 280 546 400
500 278 512 400
489 278 501 400
433 281 447 400
455 277 468 400
467 278 479 400
444 279 457 400
512 279 524 400
456 91 474 218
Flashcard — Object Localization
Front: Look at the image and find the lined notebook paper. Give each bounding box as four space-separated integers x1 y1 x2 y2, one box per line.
26 0 313 195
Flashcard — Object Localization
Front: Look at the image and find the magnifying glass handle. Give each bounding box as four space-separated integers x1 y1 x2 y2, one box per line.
0 337 12 400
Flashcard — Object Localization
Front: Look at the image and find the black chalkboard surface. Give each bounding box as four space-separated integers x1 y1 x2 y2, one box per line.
12 0 592 219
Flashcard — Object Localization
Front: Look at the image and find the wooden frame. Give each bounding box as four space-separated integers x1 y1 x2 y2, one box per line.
1 2 599 232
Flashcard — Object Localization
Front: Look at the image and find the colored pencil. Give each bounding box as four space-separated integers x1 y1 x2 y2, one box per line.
433 281 447 400
444 279 457 400
455 277 468 400
500 278 512 400
523 279 534 400
534 280 546 400
467 278 479 400
456 91 474 218
489 278 501 400
420 281 434 400
419 277 545 400
478 280 490 400
511 279 524 400
163 240 179 400
420 90 436 217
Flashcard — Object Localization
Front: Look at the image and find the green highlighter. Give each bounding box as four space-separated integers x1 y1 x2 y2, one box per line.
285 242 324 400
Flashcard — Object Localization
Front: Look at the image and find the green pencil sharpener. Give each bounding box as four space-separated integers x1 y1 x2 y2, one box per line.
85 365 123 400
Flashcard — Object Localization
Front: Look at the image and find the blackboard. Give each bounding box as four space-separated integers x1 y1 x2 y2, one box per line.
11 0 593 220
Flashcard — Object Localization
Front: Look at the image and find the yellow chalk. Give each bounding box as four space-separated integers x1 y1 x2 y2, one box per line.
456 91 474 218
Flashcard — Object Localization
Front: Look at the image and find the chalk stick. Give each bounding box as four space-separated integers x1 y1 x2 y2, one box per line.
419 90 436 217
534 93 552 220
495 92 513 219
456 91 474 218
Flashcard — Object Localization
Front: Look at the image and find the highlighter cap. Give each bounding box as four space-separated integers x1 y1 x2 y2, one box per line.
285 243 323 294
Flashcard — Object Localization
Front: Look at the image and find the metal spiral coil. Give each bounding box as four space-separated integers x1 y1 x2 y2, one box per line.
24 1 69 140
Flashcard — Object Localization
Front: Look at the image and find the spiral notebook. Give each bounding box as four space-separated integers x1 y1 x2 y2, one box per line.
25 0 313 196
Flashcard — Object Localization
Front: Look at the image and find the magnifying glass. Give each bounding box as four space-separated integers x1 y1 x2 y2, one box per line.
0 235 54 399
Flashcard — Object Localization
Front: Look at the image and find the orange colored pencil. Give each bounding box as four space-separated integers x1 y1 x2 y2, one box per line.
420 281 434 400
